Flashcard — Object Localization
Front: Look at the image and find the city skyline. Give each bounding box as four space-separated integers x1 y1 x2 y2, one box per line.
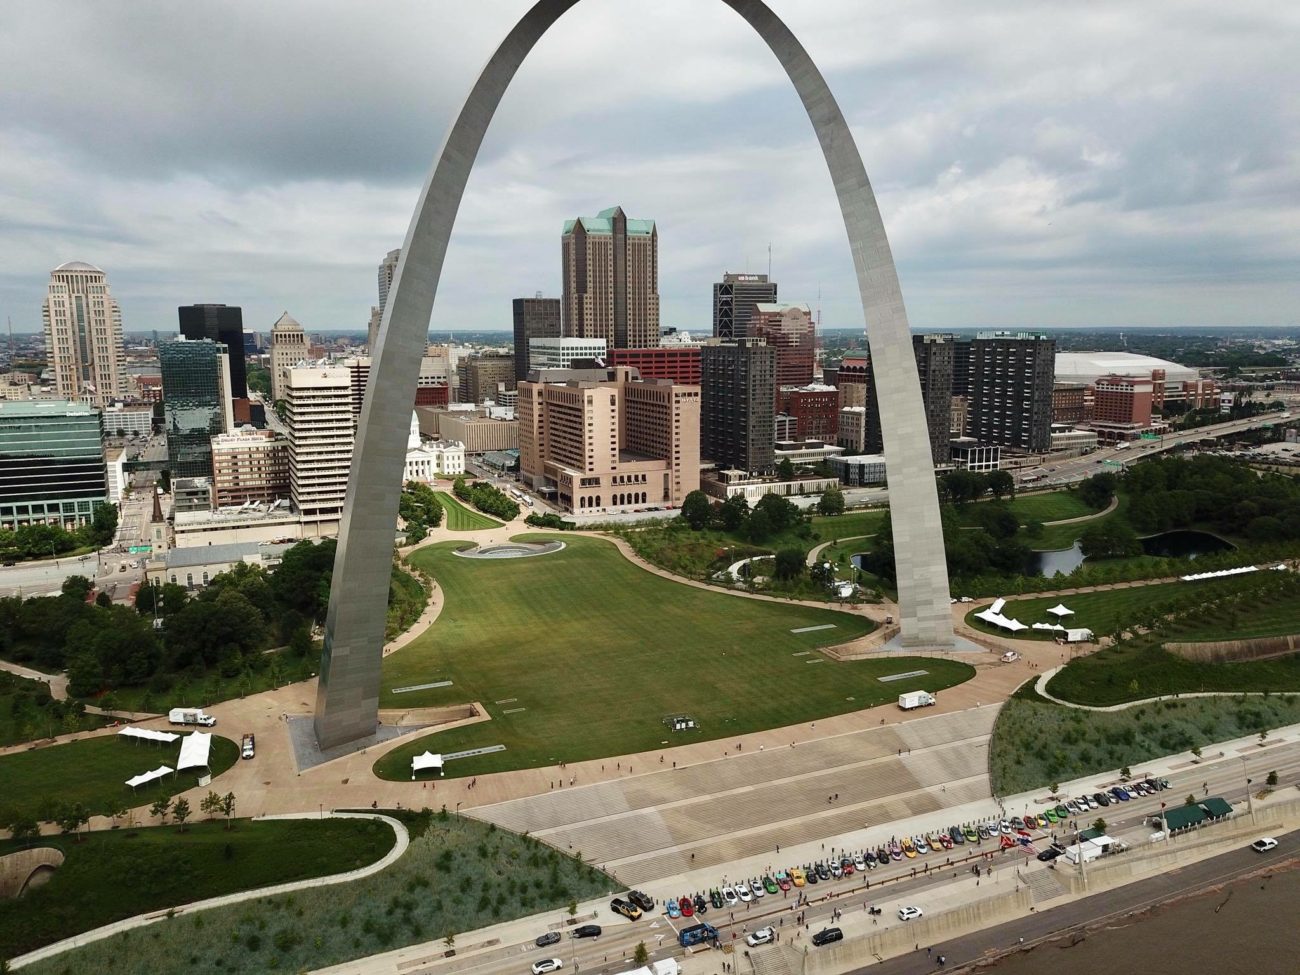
2 2 1296 336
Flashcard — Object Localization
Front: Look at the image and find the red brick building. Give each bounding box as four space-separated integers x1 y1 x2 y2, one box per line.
750 304 815 388
609 346 701 385
1092 374 1154 426
778 384 839 441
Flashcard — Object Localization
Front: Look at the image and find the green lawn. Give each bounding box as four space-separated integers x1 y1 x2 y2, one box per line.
990 692 1300 796
20 812 612 975
0 734 240 824
374 534 972 779
953 491 1095 530
432 491 503 531
0 817 396 959
1163 587 1300 643
1022 494 1128 551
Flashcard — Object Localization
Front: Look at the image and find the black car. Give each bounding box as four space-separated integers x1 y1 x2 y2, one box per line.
535 932 561 948
804 865 819 885
693 894 708 914
811 928 844 947
1093 792 1110 807
628 890 654 912
709 889 724 910
1036 846 1064 862
572 925 602 939
815 862 831 881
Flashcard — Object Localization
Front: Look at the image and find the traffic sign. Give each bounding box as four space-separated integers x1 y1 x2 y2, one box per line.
128 545 152 554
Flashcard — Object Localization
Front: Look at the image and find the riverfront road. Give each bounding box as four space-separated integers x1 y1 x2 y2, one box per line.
863 828 1300 975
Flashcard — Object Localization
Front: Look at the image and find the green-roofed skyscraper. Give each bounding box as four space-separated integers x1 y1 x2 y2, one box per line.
561 205 659 350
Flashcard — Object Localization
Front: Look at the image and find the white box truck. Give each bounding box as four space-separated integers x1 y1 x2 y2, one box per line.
898 691 936 710
168 707 216 727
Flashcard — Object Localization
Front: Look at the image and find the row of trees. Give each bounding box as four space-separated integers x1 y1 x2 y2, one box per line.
1123 454 1300 541
0 504 117 562
679 490 811 543
452 476 520 520
399 481 444 543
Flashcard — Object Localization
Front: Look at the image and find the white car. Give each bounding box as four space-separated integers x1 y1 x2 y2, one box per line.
1252 837 1279 853
746 926 775 947
853 854 866 871
999 820 1012 835
722 886 738 906
750 878 766 898
736 882 753 902
898 906 923 921
533 960 563 975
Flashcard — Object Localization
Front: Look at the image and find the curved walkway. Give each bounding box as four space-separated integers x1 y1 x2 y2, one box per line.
806 533 874 567
1040 493 1118 527
1033 666 1300 712
9 812 409 971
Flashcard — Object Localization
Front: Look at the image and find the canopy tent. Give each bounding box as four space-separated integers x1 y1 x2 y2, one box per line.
118 727 179 745
411 751 445 778
177 732 213 772
975 606 1028 632
988 598 1007 615
1181 565 1258 582
1065 628 1094 642
1005 618 1028 632
126 765 175 790
1031 622 1068 632
1046 604 1073 618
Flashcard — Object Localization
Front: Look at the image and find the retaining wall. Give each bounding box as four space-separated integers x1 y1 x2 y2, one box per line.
1165 634 1300 663
0 847 64 899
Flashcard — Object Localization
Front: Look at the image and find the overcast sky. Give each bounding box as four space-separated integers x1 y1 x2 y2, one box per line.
2 0 1297 335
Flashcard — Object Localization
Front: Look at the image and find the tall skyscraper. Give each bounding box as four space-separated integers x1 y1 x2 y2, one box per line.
269 312 308 402
368 248 401 350
178 304 247 399
750 303 816 389
41 262 125 407
512 296 561 382
866 334 954 465
285 366 354 525
712 272 778 339
561 206 659 350
700 340 776 473
159 338 233 478
0 400 108 529
969 331 1056 452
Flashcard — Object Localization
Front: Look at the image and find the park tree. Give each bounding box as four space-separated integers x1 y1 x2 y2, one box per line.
1077 472 1118 510
747 509 773 544
219 791 237 829
633 943 650 966
7 815 40 846
816 484 845 516
680 490 712 531
134 581 189 618
57 803 90 841
172 797 192 831
941 470 986 505
86 503 119 548
200 791 223 821
986 470 1015 500
150 796 172 824
1079 522 1141 560
754 493 798 532
1267 770 1279 786
719 495 749 532
94 591 112 608
61 575 94 601
1092 818 1107 834
774 548 805 581
777 458 796 480
1191 745 1203 761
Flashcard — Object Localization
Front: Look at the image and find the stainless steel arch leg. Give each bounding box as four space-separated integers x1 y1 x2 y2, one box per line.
315 0 951 750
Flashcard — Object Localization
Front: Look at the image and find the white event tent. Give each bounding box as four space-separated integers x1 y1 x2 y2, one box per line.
118 727 179 746
1046 604 1074 618
411 751 445 778
974 599 1028 632
126 765 175 790
177 732 213 772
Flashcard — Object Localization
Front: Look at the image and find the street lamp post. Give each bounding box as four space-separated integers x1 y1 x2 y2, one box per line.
1243 759 1254 818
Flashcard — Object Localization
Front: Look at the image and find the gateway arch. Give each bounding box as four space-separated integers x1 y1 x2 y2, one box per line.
315 0 953 749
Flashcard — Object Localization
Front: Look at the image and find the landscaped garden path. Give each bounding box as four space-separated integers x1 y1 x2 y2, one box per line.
1033 665 1300 712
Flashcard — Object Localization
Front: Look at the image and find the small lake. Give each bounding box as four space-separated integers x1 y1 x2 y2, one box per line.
1032 529 1235 578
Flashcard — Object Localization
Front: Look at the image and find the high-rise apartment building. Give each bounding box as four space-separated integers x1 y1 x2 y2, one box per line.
0 400 108 528
750 303 815 388
712 272 778 339
42 262 126 407
608 346 702 385
969 332 1055 452
368 248 402 350
1091 374 1155 428
160 338 233 478
512 296 561 382
210 427 290 507
178 304 247 399
866 334 954 465
517 366 699 512
269 312 308 402
561 206 659 350
284 366 354 524
700 340 776 473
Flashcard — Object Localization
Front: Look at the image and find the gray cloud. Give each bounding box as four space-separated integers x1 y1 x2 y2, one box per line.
0 0 1296 335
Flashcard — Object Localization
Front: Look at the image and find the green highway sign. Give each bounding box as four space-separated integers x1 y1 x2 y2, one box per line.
1102 460 1125 467
128 545 152 554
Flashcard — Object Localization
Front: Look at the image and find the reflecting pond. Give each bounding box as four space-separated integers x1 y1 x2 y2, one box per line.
1032 529 1234 577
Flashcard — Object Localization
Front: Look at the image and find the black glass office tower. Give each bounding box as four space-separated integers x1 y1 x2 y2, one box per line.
178 304 247 399
160 339 229 478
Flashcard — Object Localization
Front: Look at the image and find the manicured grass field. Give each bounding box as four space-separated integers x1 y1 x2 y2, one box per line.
1005 491 1095 524
808 509 888 544
432 491 503 531
1022 494 1128 551
1164 588 1300 643
375 534 972 778
0 733 239 824
990 692 1300 795
0 816 396 959
19 812 612 975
